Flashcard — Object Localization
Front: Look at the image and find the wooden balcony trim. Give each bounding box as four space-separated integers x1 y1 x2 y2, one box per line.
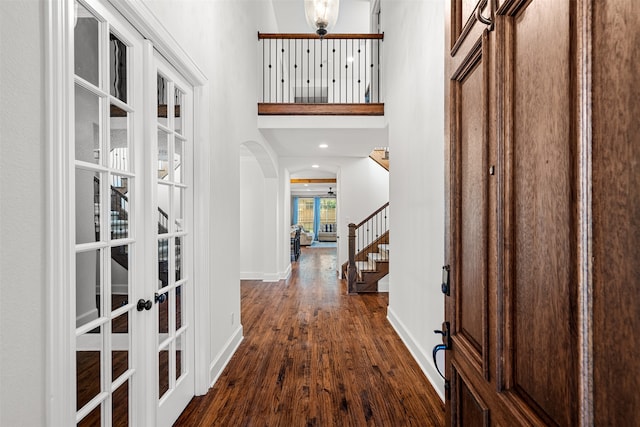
258 32 384 40
258 103 384 116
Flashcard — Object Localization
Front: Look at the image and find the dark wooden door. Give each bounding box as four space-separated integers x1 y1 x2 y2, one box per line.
445 0 581 424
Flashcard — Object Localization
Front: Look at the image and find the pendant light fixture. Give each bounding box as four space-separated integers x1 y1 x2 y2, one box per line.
304 0 340 37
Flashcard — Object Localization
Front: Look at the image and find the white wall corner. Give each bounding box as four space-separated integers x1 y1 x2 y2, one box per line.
387 306 445 402
209 325 244 387
280 263 292 280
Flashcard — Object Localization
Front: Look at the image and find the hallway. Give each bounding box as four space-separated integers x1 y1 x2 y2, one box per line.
175 247 444 426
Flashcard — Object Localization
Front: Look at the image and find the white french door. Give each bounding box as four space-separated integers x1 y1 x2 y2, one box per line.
71 1 194 425
150 52 195 426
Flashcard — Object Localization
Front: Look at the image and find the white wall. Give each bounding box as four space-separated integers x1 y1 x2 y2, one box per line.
382 0 446 399
240 154 266 279
143 0 280 382
336 157 389 268
0 1 46 425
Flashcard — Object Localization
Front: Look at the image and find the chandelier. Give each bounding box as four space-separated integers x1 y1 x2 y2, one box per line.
304 0 340 37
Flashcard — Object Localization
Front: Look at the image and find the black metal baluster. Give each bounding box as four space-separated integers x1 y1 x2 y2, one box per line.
332 40 335 103
377 39 380 103
268 39 272 102
364 39 367 103
351 39 354 103
358 39 361 102
288 39 291 103
294 38 297 103
280 42 285 103
307 39 310 103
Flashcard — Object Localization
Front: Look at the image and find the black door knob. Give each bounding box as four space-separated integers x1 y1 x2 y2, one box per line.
137 299 152 311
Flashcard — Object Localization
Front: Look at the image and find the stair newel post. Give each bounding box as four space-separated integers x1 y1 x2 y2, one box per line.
347 223 358 294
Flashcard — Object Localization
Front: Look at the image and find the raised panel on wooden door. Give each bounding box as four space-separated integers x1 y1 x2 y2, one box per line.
451 365 490 427
450 34 489 378
498 1 578 425
450 0 491 54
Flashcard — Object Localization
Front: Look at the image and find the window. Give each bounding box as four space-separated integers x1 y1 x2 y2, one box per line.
297 198 315 232
319 198 336 230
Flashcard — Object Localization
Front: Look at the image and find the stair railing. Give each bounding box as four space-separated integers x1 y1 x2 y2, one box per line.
347 202 389 293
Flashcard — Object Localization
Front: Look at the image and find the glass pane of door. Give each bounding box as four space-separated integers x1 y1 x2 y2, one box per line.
73 2 140 425
154 57 194 424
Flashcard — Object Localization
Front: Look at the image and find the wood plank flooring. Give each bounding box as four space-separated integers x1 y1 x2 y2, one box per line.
175 247 444 426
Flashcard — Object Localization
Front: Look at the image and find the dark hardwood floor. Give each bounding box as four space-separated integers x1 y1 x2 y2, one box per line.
175 247 444 426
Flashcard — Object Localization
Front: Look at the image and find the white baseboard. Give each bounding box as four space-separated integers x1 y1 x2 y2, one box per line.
76 308 98 328
241 268 290 282
262 272 280 282
240 272 263 280
387 306 445 402
209 325 244 387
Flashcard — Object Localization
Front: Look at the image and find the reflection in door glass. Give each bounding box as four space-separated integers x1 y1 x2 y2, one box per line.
75 169 102 244
175 237 182 282
158 184 170 234
174 138 183 183
76 326 103 410
176 333 184 381
157 130 169 180
109 33 128 103
112 313 129 381
74 1 100 86
76 249 101 328
78 404 102 427
110 183 129 240
110 104 129 171
75 85 101 164
174 88 183 134
157 74 168 127
175 285 183 331
112 380 129 426
159 346 170 399
174 187 184 232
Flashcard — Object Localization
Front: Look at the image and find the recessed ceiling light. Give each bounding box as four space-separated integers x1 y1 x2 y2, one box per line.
319 143 328 148
304 184 308 187
312 164 319 168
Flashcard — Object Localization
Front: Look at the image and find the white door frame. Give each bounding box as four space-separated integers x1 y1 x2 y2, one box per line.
45 1 210 425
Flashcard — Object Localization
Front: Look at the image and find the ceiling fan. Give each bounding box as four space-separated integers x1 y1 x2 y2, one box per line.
327 187 335 195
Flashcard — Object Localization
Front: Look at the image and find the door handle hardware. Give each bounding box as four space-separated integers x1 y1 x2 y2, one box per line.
432 344 447 379
136 299 152 311
441 265 450 296
155 292 167 304
434 321 451 349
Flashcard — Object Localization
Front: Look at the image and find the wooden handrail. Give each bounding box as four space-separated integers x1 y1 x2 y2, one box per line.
357 202 389 228
258 32 384 40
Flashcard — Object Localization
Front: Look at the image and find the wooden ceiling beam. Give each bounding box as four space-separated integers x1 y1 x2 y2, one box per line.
290 178 337 184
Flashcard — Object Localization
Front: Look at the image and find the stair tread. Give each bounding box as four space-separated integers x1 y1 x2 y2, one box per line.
368 252 389 262
355 261 375 272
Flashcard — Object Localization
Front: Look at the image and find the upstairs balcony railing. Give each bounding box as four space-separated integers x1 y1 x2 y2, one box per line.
258 33 384 116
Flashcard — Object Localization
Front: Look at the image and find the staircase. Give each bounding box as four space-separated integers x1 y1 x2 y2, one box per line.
100 177 175 288
342 202 389 293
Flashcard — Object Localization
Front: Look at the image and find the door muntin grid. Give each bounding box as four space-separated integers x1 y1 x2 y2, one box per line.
73 1 140 425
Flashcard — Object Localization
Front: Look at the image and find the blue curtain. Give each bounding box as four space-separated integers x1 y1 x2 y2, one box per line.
292 197 299 225
313 197 321 240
